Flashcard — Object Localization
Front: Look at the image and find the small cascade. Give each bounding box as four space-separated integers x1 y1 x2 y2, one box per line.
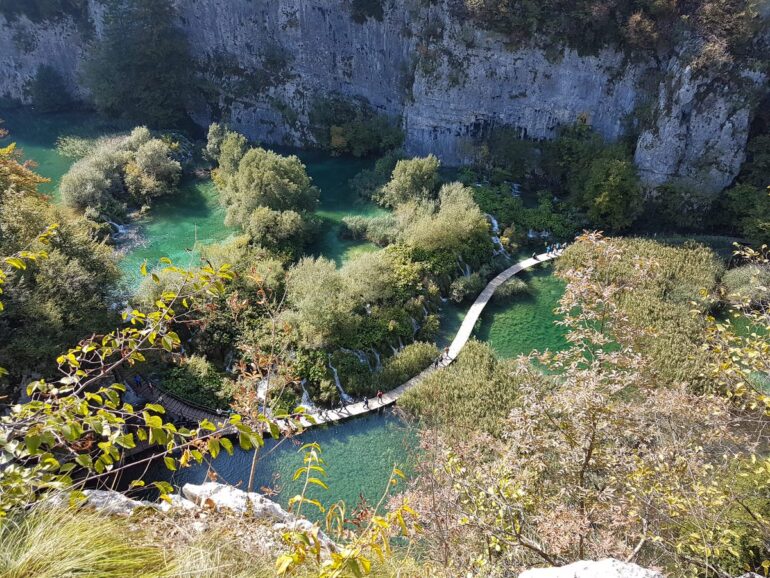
341 347 372 371
300 380 317 412
369 348 382 372
398 336 405 351
389 343 399 355
491 236 511 259
410 317 420 338
422 305 429 318
106 220 128 237
457 256 471 278
486 214 500 235
327 356 354 404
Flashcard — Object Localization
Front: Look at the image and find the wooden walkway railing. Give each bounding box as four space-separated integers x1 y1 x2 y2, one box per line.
129 251 560 432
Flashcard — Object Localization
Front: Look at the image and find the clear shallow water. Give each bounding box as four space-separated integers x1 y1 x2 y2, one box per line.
0 110 382 281
475 263 568 358
5 109 569 508
148 410 416 518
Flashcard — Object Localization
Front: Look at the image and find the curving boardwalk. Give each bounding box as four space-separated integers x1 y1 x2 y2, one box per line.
130 251 559 433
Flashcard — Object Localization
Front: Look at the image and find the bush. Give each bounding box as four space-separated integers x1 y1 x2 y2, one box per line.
340 214 398 246
450 272 485 302
218 147 319 229
245 207 314 259
26 65 74 113
377 155 440 207
309 96 402 157
59 128 181 216
400 340 521 436
161 355 233 410
493 276 529 301
376 342 439 391
722 264 770 308
349 150 402 199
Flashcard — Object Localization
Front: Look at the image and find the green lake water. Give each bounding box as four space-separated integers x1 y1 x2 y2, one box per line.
4 109 569 508
145 409 416 519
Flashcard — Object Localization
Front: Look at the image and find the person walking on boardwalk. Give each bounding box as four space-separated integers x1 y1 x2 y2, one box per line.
532 251 538 260
363 397 369 409
376 389 384 404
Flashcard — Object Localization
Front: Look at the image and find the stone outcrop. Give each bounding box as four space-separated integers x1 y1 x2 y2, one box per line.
519 559 664 578
0 0 767 193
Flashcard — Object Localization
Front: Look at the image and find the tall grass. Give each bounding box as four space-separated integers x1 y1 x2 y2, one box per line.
0 506 165 578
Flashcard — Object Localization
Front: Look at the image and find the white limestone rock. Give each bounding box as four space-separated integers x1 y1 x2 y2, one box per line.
519 559 664 578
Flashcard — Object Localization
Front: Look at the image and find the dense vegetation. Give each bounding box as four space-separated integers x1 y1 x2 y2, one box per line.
82 0 194 127
400 233 770 577
462 0 767 67
59 127 183 218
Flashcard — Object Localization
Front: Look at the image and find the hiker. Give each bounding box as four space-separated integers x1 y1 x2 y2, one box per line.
363 397 369 409
376 389 384 404
532 251 538 260
133 374 142 387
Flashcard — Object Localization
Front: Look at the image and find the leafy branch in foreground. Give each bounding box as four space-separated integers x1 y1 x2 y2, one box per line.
276 442 421 577
0 259 273 514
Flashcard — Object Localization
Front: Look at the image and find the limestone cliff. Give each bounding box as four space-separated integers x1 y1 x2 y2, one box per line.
0 0 767 194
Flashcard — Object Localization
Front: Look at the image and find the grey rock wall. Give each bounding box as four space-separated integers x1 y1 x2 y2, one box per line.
0 0 766 194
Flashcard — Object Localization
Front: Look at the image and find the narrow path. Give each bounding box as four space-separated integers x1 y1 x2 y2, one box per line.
129 251 560 433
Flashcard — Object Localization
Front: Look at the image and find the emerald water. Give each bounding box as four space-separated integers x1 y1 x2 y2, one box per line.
146 410 416 518
5 108 570 508
475 264 568 358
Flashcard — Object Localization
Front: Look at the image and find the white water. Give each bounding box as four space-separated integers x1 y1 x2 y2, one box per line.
300 381 317 411
341 347 372 370
369 348 382 372
410 317 420 337
486 214 500 235
327 356 354 404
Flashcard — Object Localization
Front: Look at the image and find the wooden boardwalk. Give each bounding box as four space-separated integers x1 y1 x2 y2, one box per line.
130 251 559 433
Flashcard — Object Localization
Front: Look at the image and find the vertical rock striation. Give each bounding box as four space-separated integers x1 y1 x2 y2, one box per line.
0 0 766 193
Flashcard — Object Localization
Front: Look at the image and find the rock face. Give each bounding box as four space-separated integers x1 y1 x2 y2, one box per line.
519 559 664 578
0 0 767 193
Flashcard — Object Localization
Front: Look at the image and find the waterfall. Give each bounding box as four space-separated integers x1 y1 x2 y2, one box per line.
410 317 420 338
327 356 354 404
486 214 500 235
422 305 429 318
389 343 398 355
106 220 128 237
300 380 317 412
369 348 382 372
398 336 405 351
491 236 511 259
457 256 471 277
341 347 372 371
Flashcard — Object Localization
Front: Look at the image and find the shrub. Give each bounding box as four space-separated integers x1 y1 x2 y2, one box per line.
59 128 181 216
161 355 233 410
219 147 319 229
493 276 529 301
400 340 521 436
349 149 402 199
450 272 485 302
309 96 402 157
722 264 770 308
377 155 440 207
376 342 438 390
245 207 314 259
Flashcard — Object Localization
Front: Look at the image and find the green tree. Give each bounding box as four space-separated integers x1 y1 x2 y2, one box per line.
82 0 194 127
581 155 643 231
219 147 319 229
378 155 441 207
245 207 314 259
